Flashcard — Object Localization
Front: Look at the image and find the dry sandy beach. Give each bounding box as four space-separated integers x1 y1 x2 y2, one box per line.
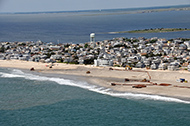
1 60 190 99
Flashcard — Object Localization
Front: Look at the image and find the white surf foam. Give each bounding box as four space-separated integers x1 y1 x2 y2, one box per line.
0 72 25 78
1 69 190 104
89 87 190 104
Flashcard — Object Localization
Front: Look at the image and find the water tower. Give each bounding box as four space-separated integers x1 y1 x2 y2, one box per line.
90 33 95 43
90 33 95 48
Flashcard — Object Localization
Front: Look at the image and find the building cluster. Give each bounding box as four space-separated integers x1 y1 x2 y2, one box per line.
1 37 190 71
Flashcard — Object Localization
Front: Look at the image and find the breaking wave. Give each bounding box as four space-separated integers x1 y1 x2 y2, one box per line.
0 69 190 104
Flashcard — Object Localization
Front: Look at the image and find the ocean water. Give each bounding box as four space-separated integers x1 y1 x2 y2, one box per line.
0 68 190 126
0 10 190 43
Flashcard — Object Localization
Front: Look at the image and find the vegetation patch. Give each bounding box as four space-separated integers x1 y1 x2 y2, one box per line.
112 28 190 34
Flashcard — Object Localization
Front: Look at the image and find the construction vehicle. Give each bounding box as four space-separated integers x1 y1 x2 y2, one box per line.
125 65 132 70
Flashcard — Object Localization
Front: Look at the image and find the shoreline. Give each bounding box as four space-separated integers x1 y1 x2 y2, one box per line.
1 60 190 101
109 28 190 34
2 5 189 15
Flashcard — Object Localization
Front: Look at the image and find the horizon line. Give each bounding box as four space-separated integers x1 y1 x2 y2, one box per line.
0 4 190 14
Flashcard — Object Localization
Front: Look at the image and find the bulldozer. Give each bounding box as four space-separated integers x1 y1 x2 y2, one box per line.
125 65 132 70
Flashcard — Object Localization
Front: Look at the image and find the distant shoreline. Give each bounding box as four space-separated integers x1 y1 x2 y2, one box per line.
0 4 189 15
108 28 190 34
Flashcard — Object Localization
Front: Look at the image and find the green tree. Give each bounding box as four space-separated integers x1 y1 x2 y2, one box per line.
84 43 89 48
0 46 5 53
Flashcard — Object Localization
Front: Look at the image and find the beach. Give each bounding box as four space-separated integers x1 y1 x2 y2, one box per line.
1 60 190 100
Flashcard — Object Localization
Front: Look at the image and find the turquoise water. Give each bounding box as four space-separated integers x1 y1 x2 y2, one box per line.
0 68 190 126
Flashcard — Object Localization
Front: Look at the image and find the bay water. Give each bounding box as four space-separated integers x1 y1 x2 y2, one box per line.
0 10 190 43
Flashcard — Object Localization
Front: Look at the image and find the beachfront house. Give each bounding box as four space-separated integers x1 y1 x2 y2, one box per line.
188 64 190 72
150 63 158 70
136 61 145 68
19 54 30 61
144 58 152 67
0 54 6 60
78 57 84 64
168 62 180 71
94 59 113 67
158 63 168 70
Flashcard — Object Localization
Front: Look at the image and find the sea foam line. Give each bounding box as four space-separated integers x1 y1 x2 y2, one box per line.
1 69 190 104
89 87 190 104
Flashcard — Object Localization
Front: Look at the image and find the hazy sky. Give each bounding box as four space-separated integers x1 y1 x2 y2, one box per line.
0 0 190 12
